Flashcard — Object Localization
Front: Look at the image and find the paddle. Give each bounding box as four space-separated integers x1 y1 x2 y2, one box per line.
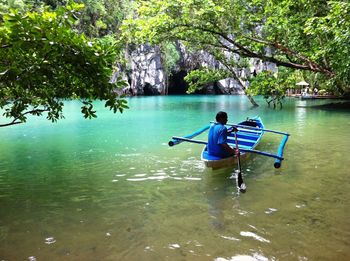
233 130 246 193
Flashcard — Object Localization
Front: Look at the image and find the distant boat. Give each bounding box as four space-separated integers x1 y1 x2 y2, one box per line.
300 93 314 99
300 94 340 100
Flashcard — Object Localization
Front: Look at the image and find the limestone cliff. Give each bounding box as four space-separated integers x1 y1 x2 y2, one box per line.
118 43 276 96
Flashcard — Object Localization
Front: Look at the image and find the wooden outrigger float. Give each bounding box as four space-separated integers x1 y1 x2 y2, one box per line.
168 116 290 169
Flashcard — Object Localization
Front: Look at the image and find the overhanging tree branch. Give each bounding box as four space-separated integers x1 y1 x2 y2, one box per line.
0 108 49 128
171 23 336 77
244 35 335 76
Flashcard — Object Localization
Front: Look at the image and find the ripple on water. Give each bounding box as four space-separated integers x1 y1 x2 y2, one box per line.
220 235 240 241
168 243 180 249
240 231 270 243
126 175 168 182
125 175 203 182
237 210 252 216
126 177 148 182
144 245 154 252
183 160 206 171
215 253 270 261
134 174 147 177
264 208 278 214
45 237 56 245
296 204 306 208
184 177 202 181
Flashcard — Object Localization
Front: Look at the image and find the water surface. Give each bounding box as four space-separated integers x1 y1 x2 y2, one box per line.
0 96 349 260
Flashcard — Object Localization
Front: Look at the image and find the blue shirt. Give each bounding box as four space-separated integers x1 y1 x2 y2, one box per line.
207 123 230 158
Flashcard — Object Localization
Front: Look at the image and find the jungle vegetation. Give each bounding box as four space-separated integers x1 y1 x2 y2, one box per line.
122 0 350 103
1 0 349 126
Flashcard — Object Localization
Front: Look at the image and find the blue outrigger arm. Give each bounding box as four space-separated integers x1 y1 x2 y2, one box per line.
168 124 210 146
273 134 289 168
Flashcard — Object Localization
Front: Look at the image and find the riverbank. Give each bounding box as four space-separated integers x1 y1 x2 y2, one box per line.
287 94 341 99
314 101 350 110
297 101 350 110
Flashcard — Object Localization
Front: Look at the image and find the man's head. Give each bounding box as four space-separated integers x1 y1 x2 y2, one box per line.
216 111 228 124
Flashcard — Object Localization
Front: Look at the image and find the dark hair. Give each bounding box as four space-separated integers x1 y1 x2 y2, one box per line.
216 111 227 121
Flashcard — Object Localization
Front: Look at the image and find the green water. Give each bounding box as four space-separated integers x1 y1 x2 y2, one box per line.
0 95 349 261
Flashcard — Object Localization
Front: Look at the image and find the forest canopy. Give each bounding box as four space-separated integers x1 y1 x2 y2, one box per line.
122 0 350 96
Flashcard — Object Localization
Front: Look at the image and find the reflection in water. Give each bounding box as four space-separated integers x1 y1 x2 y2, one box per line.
205 168 237 230
239 231 270 243
215 253 270 261
295 106 307 132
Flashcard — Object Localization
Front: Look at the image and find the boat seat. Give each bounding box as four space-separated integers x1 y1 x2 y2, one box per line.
227 138 255 147
228 133 259 141
237 129 262 135
240 121 259 127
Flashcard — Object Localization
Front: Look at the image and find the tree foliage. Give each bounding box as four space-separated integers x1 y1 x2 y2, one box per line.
75 0 131 37
0 2 128 127
248 71 285 109
9 0 132 37
122 0 350 95
184 68 230 93
160 41 180 75
303 1 350 93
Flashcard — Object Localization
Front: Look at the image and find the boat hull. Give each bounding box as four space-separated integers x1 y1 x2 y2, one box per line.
202 154 236 169
201 117 264 168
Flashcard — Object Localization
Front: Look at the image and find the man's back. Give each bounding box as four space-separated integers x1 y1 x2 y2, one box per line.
207 123 229 158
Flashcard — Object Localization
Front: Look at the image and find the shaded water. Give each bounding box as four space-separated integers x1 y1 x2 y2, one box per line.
0 96 349 261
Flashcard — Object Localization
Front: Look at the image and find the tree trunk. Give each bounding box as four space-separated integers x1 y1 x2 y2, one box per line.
231 71 259 107
221 61 260 107
246 93 259 107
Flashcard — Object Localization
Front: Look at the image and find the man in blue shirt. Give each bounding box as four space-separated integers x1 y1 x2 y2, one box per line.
207 111 237 158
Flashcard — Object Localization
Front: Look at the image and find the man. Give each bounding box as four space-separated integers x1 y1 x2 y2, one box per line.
207 111 238 158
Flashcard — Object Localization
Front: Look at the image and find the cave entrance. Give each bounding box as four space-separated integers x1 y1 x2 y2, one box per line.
168 71 189 94
143 83 154 96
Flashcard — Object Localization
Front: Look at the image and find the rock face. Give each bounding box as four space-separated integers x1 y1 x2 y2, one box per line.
127 45 165 95
217 78 245 95
122 43 276 95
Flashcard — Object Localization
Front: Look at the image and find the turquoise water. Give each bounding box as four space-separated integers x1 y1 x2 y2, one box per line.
0 95 349 261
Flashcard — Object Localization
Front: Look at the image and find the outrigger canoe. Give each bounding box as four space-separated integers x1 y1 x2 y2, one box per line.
168 116 289 169
201 116 264 168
